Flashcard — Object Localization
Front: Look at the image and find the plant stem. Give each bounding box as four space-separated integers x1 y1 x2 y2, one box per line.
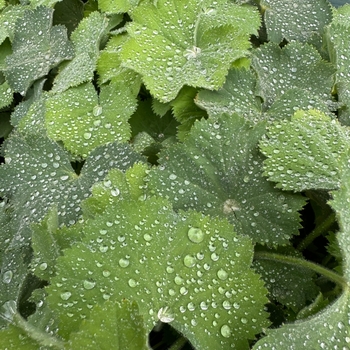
168 336 188 350
296 212 336 251
254 250 348 289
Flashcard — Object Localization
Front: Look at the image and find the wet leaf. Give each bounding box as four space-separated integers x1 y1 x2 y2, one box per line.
51 11 108 93
46 81 136 158
0 81 13 109
4 6 74 95
0 5 28 45
98 0 141 14
147 113 306 245
46 165 269 349
67 300 149 350
260 0 332 43
260 109 350 192
120 0 260 102
252 42 335 109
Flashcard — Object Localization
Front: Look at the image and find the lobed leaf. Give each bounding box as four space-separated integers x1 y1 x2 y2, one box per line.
46 166 269 349
120 0 260 102
252 42 335 109
46 81 136 158
0 5 28 45
260 109 350 192
260 0 332 43
0 81 13 109
147 113 306 245
98 0 140 14
67 300 149 350
51 11 109 93
4 6 74 95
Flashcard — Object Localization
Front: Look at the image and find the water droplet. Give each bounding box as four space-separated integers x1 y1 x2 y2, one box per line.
220 324 231 338
1 270 12 284
83 132 92 140
111 188 120 197
174 276 184 285
128 278 137 288
217 268 228 280
187 227 204 243
83 280 96 290
241 317 248 324
169 174 177 180
183 255 196 268
157 306 174 323
143 233 152 241
93 105 102 116
39 263 48 271
60 292 72 300
102 270 111 277
119 258 130 268
222 301 231 310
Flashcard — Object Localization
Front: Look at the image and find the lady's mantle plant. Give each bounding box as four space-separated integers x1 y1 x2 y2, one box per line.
0 0 350 349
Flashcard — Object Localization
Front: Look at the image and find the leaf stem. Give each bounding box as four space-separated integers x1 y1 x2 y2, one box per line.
296 212 336 251
254 250 348 289
13 313 65 349
168 336 188 350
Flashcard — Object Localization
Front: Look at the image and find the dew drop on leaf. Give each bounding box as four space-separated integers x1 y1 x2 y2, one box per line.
157 306 175 323
220 324 232 338
187 227 204 243
83 280 96 290
60 292 72 300
119 258 130 268
3 270 13 284
183 254 196 267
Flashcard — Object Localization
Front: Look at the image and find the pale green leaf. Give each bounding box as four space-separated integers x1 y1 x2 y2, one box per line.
67 300 149 350
46 81 136 158
0 81 13 109
29 0 62 7
260 0 332 43
46 166 269 348
0 112 12 138
260 109 350 192
98 0 140 14
252 42 335 109
0 39 12 71
0 5 28 45
120 0 260 102
51 11 109 93
4 6 74 95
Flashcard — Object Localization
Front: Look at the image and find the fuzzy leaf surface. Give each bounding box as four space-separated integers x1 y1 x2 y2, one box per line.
46 167 269 349
4 6 73 95
261 0 332 43
120 0 260 102
67 300 149 350
46 81 136 158
260 110 350 192
252 42 335 109
147 113 306 245
51 11 108 93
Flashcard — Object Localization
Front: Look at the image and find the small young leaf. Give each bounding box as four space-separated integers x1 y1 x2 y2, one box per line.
147 113 306 245
46 166 269 348
67 300 149 350
51 11 109 93
120 0 260 102
260 0 332 43
46 81 136 158
0 81 13 109
260 109 350 192
4 6 74 95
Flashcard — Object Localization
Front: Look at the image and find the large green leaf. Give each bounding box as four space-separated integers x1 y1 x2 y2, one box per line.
120 0 260 102
0 5 28 45
147 113 306 245
46 81 136 158
67 300 149 350
4 6 74 95
260 109 350 192
46 166 269 349
51 11 108 93
252 42 335 109
260 0 332 43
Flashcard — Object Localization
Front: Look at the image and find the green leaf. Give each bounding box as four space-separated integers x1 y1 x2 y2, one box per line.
196 68 262 121
260 109 350 192
4 6 74 95
51 11 109 93
0 5 28 45
29 0 62 7
147 113 306 245
326 6 350 123
46 166 269 348
53 0 84 37
253 247 319 312
252 42 335 109
98 0 140 14
120 0 260 102
260 0 332 43
67 300 149 350
46 81 136 158
0 81 13 109
0 112 12 138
